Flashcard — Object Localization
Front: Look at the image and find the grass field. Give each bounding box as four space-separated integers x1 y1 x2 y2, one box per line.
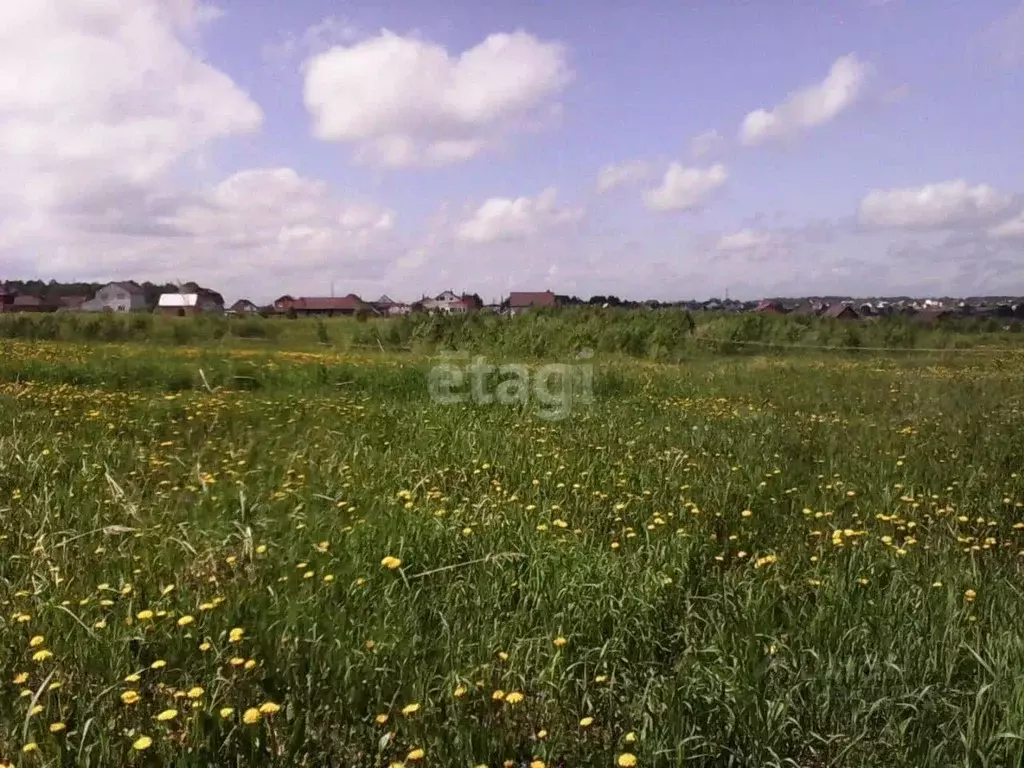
3 337 1024 767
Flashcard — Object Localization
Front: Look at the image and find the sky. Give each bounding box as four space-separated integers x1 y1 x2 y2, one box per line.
1 0 1023 303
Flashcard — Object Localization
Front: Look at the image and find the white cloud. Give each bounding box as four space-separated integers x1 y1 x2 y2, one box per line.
0 0 262 212
456 188 583 244
643 164 727 212
690 130 724 159
716 229 779 251
858 180 1013 230
989 211 1024 239
2 167 396 299
740 54 869 146
303 30 572 167
596 160 652 193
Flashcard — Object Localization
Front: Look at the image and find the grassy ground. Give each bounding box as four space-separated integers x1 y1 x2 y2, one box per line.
2 340 1024 766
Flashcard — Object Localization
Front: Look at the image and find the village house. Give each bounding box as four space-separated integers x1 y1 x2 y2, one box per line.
506 290 567 316
276 294 371 317
80 281 148 313
228 299 260 315
371 295 411 316
157 292 223 317
754 300 789 316
823 303 859 321
421 291 482 314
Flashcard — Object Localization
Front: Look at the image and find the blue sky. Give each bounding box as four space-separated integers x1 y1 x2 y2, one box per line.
1 0 1022 302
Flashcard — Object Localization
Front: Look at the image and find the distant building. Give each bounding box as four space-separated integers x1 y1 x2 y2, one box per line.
506 290 567 316
754 300 788 316
157 292 223 317
421 291 482 314
228 299 260 315
823 304 859 321
277 295 371 317
81 281 148 313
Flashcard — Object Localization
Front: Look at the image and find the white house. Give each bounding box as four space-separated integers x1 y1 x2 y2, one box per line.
157 292 222 316
80 282 148 313
421 290 478 314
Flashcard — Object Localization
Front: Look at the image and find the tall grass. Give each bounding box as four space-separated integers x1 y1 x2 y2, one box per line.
1 342 1024 766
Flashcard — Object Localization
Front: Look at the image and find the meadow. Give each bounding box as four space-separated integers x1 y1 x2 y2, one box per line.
2 324 1024 767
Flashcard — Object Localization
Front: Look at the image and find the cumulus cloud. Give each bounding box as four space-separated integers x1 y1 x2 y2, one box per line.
643 164 727 212
0 0 262 212
456 188 583 244
303 30 572 167
989 211 1024 239
740 54 869 146
690 130 724 159
858 180 1014 230
2 167 396 294
595 161 653 193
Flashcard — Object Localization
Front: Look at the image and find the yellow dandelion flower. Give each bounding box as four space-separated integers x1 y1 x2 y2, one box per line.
29 704 43 716
132 735 152 751
32 650 53 663
13 672 28 685
186 686 204 699
375 713 389 725
120 690 140 705
505 691 525 705
258 701 280 715
177 615 195 627
529 761 546 768
617 754 638 767
219 707 235 719
401 702 421 715
965 589 977 602
150 660 167 670
136 610 154 621
579 716 594 727
22 742 39 754
93 619 107 629
155 709 177 721
552 636 567 648
48 722 66 733
29 635 44 647
244 659 257 670
536 728 549 739
406 748 425 761
741 509 753 518
124 673 141 683
229 657 245 667
492 690 506 701
228 627 244 643
242 708 261 725
453 685 467 698
381 556 402 570
199 641 212 652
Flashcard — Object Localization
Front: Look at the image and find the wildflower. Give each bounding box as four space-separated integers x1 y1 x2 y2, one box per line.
406 748 425 761
93 619 107 629
125 673 141 683
375 713 389 725
155 709 177 721
177 615 195 627
229 657 245 667
30 704 43 716
258 701 280 715
530 761 546 768
453 685 467 698
242 708 261 725
22 743 38 754
228 627 244 643
31 650 53 663
381 556 402 570
132 735 152 751
199 641 212 652
552 636 567 648
492 690 506 701
121 690 140 705
754 554 777 568
150 660 167 670
624 731 637 743
49 722 66 733
29 635 44 647
505 691 525 705
219 707 235 719
186 687 204 699
244 659 257 670
136 610 154 621
965 589 977 602
617 754 638 767
536 729 548 739
741 509 753 518
580 716 594 727
13 672 28 685
401 702 420 715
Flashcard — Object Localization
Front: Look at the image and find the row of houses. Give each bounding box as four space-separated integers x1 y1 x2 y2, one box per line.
0 281 225 316
269 290 569 318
